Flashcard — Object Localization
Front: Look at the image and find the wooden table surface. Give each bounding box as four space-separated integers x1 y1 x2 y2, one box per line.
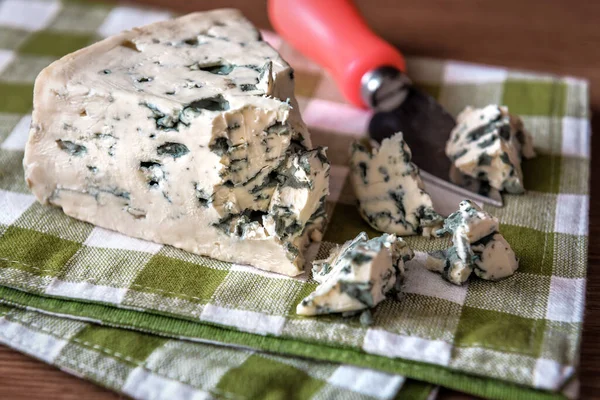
1 0 598 399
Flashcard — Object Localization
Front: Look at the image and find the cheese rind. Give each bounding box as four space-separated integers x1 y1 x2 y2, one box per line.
349 133 443 237
424 200 518 285
23 10 329 276
297 232 414 317
446 105 536 194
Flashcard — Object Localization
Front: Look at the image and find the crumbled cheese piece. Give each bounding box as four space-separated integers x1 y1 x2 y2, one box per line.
424 200 518 285
349 132 443 237
446 105 536 194
424 246 474 286
471 233 518 280
437 198 499 243
297 232 414 318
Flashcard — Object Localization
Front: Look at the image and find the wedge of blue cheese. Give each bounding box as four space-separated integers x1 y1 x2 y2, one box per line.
297 232 414 318
446 105 536 194
349 133 443 237
425 200 518 285
23 9 329 276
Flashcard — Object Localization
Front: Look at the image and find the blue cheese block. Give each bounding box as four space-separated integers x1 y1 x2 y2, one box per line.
349 133 443 237
297 232 414 316
446 105 536 194
425 200 518 285
23 9 329 276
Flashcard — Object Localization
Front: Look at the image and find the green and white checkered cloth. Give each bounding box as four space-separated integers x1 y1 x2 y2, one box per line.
0 0 590 399
0 303 435 400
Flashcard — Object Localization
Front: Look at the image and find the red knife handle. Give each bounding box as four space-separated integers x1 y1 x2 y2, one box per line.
268 0 406 108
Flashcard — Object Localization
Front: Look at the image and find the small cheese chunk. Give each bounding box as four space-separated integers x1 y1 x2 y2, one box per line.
425 246 473 286
349 133 443 237
23 10 329 276
424 200 518 285
437 199 499 243
297 232 414 317
446 105 536 194
471 233 518 280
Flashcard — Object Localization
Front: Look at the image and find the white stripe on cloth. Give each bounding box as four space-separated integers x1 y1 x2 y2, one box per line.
0 189 36 225
405 253 469 305
0 0 60 31
545 277 586 323
12 308 103 325
143 340 252 390
0 49 15 75
554 194 589 236
302 98 372 136
1 114 32 151
0 267 55 295
562 76 588 86
327 365 405 400
97 6 172 38
507 71 557 82
45 280 128 305
450 347 537 385
443 61 508 84
199 304 286 336
55 346 133 390
84 226 163 254
561 117 591 158
0 316 69 363
122 367 211 400
362 329 452 367
533 358 575 391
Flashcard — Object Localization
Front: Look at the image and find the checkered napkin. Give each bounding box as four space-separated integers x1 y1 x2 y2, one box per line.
0 304 435 400
0 0 590 399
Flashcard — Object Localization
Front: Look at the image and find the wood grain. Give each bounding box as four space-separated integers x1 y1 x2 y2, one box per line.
0 345 122 399
1 1 598 399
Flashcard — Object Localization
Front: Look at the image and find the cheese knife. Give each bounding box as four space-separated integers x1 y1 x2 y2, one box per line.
268 0 503 207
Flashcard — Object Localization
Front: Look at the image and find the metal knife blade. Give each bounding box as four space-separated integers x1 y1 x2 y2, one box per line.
267 0 503 207
363 68 503 207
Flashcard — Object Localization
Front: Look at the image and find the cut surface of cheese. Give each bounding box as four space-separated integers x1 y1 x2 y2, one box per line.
424 200 518 285
349 132 442 237
471 233 518 280
297 232 414 317
23 9 329 276
446 105 536 194
437 199 499 243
